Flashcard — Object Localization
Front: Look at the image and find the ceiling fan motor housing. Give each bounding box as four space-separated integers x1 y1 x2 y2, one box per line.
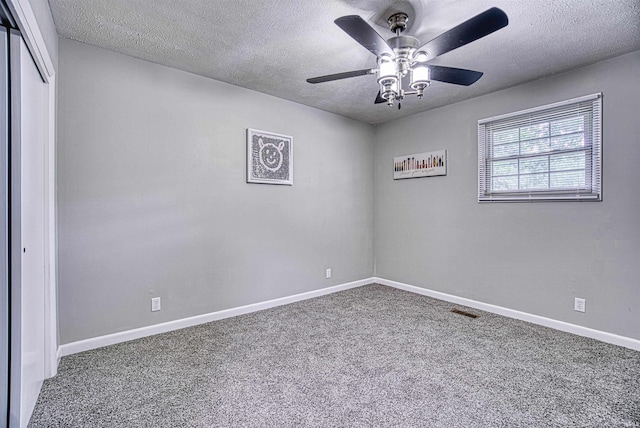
388 35 420 64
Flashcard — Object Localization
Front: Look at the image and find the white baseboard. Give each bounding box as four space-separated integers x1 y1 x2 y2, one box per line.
58 276 640 357
374 277 640 351
58 278 374 357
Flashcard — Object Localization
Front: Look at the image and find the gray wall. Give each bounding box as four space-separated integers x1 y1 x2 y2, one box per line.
58 35 640 345
374 50 640 340
57 38 375 344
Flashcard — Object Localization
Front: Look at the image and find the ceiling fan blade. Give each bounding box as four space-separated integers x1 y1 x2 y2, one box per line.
335 15 395 58
306 68 374 84
375 91 386 104
428 65 483 86
416 7 508 61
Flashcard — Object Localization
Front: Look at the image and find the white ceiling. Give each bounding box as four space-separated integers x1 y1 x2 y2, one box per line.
48 0 640 125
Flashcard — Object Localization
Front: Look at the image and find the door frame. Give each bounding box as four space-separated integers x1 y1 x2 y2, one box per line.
1 24 8 428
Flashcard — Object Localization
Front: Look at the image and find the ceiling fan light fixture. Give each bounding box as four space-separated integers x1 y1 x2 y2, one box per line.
380 80 399 106
377 61 397 81
413 51 428 62
377 61 399 106
410 65 431 94
378 53 394 62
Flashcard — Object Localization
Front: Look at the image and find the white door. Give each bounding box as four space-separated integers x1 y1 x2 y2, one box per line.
9 30 47 428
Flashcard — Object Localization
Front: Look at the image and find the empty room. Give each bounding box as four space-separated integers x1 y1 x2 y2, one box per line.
1 0 639 426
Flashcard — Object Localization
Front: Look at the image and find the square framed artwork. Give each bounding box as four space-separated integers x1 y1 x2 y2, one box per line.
246 128 293 185
393 149 447 180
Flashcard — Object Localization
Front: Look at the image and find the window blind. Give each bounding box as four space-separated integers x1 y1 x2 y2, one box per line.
478 93 602 202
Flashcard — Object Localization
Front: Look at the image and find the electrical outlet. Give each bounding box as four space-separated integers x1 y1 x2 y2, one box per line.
151 297 161 312
574 297 585 313
326 268 332 279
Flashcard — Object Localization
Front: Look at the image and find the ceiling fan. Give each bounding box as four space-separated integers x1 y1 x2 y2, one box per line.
307 7 508 109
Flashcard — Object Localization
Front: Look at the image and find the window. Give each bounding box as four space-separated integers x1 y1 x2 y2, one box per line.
478 93 602 202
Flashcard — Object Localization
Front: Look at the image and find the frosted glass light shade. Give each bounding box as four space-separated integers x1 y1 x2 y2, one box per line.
411 65 430 87
379 61 397 80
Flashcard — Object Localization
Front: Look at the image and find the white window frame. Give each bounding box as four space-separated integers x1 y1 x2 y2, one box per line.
478 93 602 202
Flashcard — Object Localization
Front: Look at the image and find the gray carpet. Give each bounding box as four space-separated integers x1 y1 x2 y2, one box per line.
29 284 640 427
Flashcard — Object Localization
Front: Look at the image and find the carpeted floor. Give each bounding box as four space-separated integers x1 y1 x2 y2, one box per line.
29 284 640 427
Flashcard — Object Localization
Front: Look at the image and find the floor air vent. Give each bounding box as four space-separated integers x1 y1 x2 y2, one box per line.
451 309 479 318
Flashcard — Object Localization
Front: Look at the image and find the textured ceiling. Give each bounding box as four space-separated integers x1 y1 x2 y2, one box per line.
49 0 640 125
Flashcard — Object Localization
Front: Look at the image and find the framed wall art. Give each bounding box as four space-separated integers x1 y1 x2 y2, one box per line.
246 128 293 185
394 149 447 180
